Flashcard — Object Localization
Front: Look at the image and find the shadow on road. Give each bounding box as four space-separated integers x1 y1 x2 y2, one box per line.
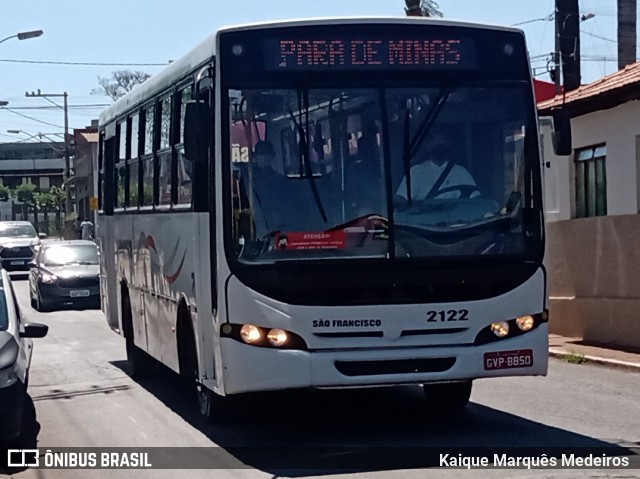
0 394 41 474
111 360 636 475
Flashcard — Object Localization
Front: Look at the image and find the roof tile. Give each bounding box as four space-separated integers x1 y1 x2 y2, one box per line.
538 62 640 110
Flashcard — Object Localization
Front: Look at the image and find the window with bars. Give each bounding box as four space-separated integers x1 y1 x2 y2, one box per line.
575 144 606 218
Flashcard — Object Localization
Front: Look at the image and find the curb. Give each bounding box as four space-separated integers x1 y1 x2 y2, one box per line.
549 348 640 371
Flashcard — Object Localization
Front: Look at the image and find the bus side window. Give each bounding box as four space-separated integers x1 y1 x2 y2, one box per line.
176 85 193 205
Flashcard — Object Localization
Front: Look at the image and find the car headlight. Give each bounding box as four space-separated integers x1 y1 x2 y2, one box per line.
40 272 58 284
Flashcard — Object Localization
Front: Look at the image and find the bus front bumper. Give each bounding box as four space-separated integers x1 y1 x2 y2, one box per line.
220 324 548 395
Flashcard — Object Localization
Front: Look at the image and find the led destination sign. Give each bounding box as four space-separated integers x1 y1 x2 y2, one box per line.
264 37 477 70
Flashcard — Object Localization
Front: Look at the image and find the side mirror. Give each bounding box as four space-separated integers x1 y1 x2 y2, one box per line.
38 233 47 239
20 322 49 339
551 107 572 156
184 100 212 165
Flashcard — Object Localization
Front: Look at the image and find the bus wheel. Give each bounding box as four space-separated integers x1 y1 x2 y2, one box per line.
125 335 155 378
423 381 472 410
197 384 215 419
122 292 155 378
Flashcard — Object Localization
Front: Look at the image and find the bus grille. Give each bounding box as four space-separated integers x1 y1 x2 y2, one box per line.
334 357 455 376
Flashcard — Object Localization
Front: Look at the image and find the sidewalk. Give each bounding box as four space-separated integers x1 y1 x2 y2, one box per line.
549 334 640 371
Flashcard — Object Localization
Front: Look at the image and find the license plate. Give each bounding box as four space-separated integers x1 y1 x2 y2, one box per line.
484 349 533 370
70 290 90 298
10 260 24 265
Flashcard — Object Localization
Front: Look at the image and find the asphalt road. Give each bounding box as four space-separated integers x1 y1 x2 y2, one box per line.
2 274 640 478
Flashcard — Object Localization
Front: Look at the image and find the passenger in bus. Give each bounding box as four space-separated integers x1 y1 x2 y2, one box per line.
348 119 385 216
394 132 479 207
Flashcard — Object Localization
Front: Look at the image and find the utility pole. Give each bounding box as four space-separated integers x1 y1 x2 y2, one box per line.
25 90 71 219
618 0 637 70
555 0 581 92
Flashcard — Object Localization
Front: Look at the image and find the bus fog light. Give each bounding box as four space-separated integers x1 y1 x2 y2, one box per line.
516 315 535 331
490 321 510 338
267 328 288 347
240 324 262 344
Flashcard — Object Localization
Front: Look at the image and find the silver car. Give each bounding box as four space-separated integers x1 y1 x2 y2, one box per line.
0 222 45 272
0 268 48 439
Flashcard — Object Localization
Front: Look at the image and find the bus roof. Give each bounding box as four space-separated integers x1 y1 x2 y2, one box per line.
99 17 523 125
217 16 523 35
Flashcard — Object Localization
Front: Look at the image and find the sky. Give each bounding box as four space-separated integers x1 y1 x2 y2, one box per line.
0 0 628 142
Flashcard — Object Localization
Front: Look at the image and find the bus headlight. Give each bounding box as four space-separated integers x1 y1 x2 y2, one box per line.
267 328 288 347
516 315 535 331
490 321 510 338
240 324 262 344
221 323 308 351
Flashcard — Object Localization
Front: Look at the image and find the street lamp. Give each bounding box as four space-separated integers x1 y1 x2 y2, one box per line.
0 101 8 107
0 30 44 45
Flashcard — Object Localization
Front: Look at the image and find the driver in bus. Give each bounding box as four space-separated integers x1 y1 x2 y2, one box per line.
246 140 292 239
394 132 479 208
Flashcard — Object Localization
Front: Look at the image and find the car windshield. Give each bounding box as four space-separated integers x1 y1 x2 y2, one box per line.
227 83 540 264
43 245 98 266
0 288 8 331
0 224 36 238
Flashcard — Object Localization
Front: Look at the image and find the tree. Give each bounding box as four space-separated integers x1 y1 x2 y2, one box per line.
0 184 10 203
405 0 443 17
13 183 39 230
13 183 37 208
95 70 151 101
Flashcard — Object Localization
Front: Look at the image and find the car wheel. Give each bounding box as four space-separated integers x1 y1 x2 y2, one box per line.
35 292 49 313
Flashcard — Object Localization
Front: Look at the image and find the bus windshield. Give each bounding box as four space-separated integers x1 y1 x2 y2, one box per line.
228 83 539 263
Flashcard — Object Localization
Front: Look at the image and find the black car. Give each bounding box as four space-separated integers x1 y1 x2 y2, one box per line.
0 268 48 440
28 240 100 311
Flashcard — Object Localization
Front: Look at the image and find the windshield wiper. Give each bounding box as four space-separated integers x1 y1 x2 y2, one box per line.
289 89 328 224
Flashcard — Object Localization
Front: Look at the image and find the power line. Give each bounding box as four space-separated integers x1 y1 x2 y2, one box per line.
0 108 64 129
0 105 109 110
0 58 168 67
581 30 617 43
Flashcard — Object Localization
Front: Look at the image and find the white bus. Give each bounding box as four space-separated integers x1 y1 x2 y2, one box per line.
98 17 567 420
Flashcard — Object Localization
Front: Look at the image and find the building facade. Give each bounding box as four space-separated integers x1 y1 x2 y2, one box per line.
539 62 640 350
0 141 65 225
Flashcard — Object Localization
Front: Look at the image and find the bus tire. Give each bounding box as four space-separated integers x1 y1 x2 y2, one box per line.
122 290 155 378
423 380 472 410
197 384 215 421
177 306 228 424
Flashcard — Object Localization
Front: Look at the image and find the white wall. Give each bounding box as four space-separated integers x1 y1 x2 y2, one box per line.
544 99 640 221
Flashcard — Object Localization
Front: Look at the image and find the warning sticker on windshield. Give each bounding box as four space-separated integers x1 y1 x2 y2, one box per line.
275 231 345 250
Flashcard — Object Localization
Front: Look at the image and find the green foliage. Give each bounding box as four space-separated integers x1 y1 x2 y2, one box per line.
48 186 65 209
564 352 586 364
35 192 55 209
12 183 38 207
0 184 10 202
129 184 154 207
